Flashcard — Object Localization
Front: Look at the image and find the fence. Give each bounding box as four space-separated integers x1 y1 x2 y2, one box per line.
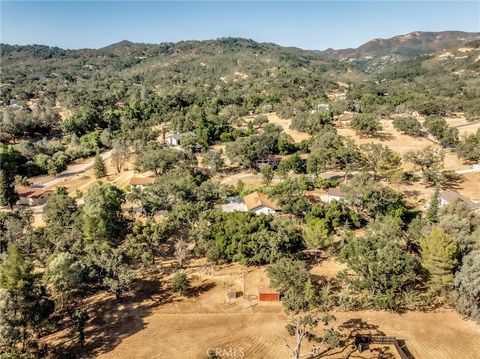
355 335 415 359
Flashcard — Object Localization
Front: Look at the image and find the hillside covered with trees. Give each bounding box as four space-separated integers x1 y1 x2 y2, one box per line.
1 32 480 358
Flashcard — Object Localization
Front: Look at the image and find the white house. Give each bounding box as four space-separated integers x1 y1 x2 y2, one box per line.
326 187 346 203
164 131 196 146
439 190 478 210
243 192 280 215
129 177 155 190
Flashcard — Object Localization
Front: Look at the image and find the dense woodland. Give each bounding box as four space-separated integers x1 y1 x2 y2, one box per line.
1 34 480 358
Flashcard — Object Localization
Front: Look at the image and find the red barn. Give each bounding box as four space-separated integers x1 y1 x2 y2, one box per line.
258 287 280 302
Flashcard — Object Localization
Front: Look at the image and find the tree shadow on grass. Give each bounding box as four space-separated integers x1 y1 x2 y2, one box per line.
375 132 396 142
51 277 171 358
440 171 464 190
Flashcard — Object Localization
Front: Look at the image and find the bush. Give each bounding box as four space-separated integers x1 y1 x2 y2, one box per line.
171 271 190 295
350 114 382 137
392 117 422 136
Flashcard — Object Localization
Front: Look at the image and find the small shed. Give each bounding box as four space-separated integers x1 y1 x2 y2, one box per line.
258 287 280 302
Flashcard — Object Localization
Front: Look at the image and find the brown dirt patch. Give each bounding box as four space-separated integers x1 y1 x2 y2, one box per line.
337 119 467 171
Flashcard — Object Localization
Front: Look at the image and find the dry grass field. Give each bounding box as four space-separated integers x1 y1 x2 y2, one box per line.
42 256 480 359
262 112 311 143
337 119 468 171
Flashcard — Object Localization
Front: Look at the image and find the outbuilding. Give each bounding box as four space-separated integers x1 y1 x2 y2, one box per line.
258 287 281 302
164 131 196 146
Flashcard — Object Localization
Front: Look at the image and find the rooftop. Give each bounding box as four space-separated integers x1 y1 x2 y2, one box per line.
168 131 196 141
129 177 156 186
243 191 281 211
18 188 53 199
327 187 345 198
440 190 477 208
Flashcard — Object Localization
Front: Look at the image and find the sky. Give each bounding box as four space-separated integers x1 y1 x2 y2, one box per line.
1 1 479 50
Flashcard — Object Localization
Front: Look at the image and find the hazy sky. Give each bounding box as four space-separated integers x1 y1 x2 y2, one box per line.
1 1 479 50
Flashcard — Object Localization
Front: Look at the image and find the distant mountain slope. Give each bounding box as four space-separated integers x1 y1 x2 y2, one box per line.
325 31 480 72
0 37 355 110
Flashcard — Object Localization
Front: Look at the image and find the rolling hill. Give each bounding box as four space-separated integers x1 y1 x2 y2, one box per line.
324 31 480 71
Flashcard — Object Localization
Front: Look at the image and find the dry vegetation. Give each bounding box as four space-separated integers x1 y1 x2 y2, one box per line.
42 254 480 359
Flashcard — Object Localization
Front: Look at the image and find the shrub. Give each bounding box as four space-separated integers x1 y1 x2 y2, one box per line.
171 271 190 295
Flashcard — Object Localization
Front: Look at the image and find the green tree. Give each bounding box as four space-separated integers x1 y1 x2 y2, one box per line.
267 258 313 312
124 220 166 266
271 177 311 216
340 235 419 309
405 147 444 184
171 271 190 295
111 140 128 173
426 186 440 223
420 228 458 291
82 184 126 242
350 114 382 137
303 218 333 257
393 117 422 136
342 173 407 218
359 143 401 180
261 164 274 187
0 246 53 352
423 116 459 147
457 129 480 163
454 249 480 322
93 152 107 179
45 252 84 309
48 151 69 176
72 308 89 348
0 170 19 209
253 114 269 128
202 150 224 173
136 145 193 176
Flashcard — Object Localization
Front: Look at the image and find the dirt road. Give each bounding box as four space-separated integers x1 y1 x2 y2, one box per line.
30 150 112 189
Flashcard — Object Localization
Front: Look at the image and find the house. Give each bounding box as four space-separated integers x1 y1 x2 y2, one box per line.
6 99 22 109
304 189 326 204
317 103 330 111
326 187 346 203
164 131 196 146
129 177 155 190
17 188 53 206
439 190 478 210
243 192 280 215
254 155 283 168
258 287 280 302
